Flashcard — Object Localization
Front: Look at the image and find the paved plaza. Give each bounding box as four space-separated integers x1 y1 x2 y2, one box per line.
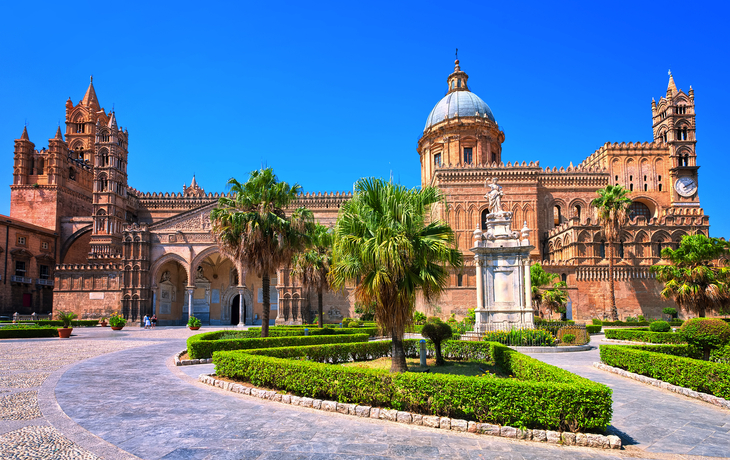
0 327 728 459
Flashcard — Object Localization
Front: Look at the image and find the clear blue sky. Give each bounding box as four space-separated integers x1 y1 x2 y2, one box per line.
1 1 728 236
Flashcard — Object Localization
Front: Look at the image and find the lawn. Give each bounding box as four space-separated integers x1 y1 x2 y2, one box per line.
341 357 508 377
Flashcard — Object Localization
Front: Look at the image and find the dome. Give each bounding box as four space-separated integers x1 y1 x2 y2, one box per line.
424 91 495 132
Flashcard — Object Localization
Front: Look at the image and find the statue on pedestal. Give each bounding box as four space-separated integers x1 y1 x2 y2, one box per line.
485 178 503 214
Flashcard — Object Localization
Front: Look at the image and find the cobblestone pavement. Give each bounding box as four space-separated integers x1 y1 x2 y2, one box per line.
525 334 730 458
2 326 727 459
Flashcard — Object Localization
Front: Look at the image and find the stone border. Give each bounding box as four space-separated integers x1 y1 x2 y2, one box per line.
174 349 213 366
197 373 621 450
511 344 593 353
593 362 730 411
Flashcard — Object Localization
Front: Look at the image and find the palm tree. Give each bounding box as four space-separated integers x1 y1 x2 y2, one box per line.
210 168 312 337
651 234 730 317
591 185 631 321
291 223 333 327
329 178 463 373
542 281 568 320
530 263 558 317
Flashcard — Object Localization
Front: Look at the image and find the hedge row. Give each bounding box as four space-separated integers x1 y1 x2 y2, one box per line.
0 326 59 338
586 325 602 334
214 340 612 431
604 328 686 344
187 331 370 359
600 344 730 399
246 326 380 338
598 320 684 327
0 320 100 327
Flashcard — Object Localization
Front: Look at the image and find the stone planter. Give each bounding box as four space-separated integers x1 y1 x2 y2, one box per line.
99 321 108 327
189 326 201 330
111 326 124 331
57 327 73 339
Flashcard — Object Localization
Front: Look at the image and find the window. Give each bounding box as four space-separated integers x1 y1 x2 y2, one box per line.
434 153 441 167
553 205 562 226
644 184 648 191
659 183 663 191
599 241 606 259
630 183 634 191
457 78 462 88
561 273 567 283
39 265 49 280
463 147 473 165
574 205 582 220
17 236 26 246
618 241 625 259
457 274 463 287
662 132 667 143
491 152 497 163
15 261 26 276
69 168 76 181
481 209 490 230
75 123 84 133
615 175 618 182
41 242 49 250
629 201 651 220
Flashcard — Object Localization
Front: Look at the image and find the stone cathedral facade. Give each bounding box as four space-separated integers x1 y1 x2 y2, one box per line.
2 62 709 324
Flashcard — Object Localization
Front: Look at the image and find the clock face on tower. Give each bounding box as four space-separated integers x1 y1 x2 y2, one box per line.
674 177 697 197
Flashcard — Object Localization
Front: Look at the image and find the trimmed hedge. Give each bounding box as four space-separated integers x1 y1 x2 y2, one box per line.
0 320 100 327
586 325 602 334
214 340 612 431
247 326 380 338
600 321 650 327
600 344 730 399
604 328 686 344
0 326 59 338
187 331 369 359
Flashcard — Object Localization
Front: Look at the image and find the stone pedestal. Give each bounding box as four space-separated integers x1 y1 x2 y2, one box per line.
471 212 534 332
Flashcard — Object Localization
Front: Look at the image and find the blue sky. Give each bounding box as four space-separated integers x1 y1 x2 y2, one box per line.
1 1 729 235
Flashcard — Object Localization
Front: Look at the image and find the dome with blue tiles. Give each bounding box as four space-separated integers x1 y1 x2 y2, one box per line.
423 59 495 132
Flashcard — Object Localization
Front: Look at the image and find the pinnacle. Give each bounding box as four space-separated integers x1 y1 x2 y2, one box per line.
81 76 101 110
20 126 29 140
667 70 678 94
54 126 63 140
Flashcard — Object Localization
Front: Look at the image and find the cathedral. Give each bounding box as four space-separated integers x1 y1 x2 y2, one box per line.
1 61 708 324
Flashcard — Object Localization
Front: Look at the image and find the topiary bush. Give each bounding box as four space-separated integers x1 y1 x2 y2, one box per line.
649 320 671 333
681 318 730 360
592 318 602 325
421 319 453 365
663 307 678 319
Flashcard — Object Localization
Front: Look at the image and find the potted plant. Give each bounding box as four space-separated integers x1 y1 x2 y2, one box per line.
56 311 77 338
188 315 201 330
99 317 108 327
109 313 127 330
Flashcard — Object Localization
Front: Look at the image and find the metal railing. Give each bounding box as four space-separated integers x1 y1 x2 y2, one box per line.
10 275 32 284
36 279 54 286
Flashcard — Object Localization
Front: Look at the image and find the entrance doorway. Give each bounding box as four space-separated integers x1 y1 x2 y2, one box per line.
231 295 246 325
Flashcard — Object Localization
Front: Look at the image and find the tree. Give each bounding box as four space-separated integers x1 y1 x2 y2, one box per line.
651 234 730 318
680 318 730 360
291 223 333 327
421 318 453 366
530 263 558 317
542 281 568 320
210 168 312 337
590 185 632 321
329 178 463 373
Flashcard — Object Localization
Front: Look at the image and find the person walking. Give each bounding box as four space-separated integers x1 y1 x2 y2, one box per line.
143 314 151 329
151 314 157 328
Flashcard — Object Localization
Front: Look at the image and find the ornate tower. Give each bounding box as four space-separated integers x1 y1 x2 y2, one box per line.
417 58 505 187
12 127 34 186
651 71 699 207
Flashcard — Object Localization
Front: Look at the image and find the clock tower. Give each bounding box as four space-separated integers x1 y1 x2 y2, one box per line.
651 71 699 207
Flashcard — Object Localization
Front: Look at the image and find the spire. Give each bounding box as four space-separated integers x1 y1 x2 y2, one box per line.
54 126 63 140
667 70 677 94
20 126 29 140
107 111 117 129
81 76 100 110
190 175 197 188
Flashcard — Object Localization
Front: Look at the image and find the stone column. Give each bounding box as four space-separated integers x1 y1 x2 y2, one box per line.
187 287 195 320
523 258 532 309
238 287 245 327
475 255 484 310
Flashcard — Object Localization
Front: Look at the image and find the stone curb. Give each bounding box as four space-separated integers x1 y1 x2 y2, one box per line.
593 362 730 411
174 349 213 366
197 373 621 450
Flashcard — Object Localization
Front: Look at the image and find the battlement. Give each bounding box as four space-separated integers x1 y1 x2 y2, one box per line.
580 141 667 167
55 262 124 272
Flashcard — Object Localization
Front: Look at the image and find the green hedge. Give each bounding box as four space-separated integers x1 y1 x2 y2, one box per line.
586 325 602 334
214 340 612 431
187 331 370 359
247 326 380 337
0 326 59 338
0 320 100 327
604 328 686 344
600 344 730 399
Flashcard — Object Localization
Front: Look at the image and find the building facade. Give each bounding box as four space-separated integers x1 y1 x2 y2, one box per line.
4 63 709 323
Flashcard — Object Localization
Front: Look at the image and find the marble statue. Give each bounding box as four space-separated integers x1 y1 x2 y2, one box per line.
485 178 503 214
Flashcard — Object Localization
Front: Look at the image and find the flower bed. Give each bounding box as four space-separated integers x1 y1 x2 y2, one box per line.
214 339 612 431
0 325 59 338
604 328 686 344
600 344 730 399
186 331 370 359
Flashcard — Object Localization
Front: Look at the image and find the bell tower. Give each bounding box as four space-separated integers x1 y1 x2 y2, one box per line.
651 71 699 207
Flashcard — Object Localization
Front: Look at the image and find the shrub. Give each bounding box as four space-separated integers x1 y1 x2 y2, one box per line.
481 328 556 347
663 307 678 319
604 328 686 344
421 319 452 365
626 317 637 322
681 318 730 360
562 334 576 344
56 311 78 328
426 316 441 324
600 320 651 327
109 314 126 327
188 316 202 328
638 315 645 322
11 320 99 327
413 311 427 325
710 344 730 364
0 325 59 339
214 340 612 431
592 318 602 325
556 326 588 345
600 344 730 399
586 325 602 334
187 331 369 359
649 321 671 332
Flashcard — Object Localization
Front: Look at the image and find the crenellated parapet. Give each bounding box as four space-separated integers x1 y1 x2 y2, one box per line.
294 191 352 209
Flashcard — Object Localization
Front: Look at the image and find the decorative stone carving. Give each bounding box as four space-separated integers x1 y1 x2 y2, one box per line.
485 178 504 214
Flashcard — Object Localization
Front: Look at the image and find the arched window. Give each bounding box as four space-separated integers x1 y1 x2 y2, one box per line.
553 205 561 226
599 240 606 259
561 273 567 283
629 201 652 220
573 205 582 220
481 209 491 230
618 240 625 259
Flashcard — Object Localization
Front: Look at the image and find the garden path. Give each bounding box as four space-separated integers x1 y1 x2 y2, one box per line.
525 333 730 458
